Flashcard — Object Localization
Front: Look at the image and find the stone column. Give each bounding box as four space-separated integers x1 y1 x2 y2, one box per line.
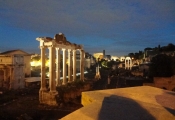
125 59 126 69
73 50 76 81
4 69 6 81
80 50 84 81
40 46 46 91
62 48 67 85
56 48 61 86
68 49 72 83
49 46 56 92
10 68 13 89
10 67 12 84
130 60 132 70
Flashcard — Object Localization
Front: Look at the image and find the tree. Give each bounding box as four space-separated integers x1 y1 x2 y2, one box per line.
128 53 134 58
149 54 174 77
160 43 175 52
144 47 152 52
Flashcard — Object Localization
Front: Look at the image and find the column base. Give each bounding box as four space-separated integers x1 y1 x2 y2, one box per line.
55 79 61 87
95 73 101 80
68 80 72 83
39 90 58 106
62 81 67 85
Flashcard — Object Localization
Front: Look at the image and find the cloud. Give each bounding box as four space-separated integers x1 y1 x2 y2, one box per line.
0 0 175 55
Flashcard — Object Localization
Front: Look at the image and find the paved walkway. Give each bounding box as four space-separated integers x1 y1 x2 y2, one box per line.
61 86 175 120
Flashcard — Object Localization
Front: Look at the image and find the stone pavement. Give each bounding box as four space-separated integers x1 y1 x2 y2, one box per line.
61 86 175 120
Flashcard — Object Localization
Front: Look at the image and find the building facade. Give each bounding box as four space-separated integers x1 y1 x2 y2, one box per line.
0 50 31 77
0 54 25 89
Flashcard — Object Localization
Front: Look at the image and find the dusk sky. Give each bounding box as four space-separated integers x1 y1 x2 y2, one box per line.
0 0 175 56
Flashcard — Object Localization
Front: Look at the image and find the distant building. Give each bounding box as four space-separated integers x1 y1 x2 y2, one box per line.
104 55 111 61
139 62 151 72
125 57 132 70
0 49 31 77
0 49 31 89
111 56 119 61
120 56 125 62
144 50 159 62
0 54 25 89
93 53 103 61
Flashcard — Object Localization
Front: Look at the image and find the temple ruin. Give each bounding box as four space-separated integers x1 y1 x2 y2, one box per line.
36 33 85 105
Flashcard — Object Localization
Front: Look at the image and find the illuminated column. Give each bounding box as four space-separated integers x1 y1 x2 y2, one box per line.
73 50 76 81
125 59 126 69
56 48 61 86
49 46 56 92
40 46 46 91
10 68 14 89
62 48 67 85
130 60 132 70
68 49 72 82
80 50 84 81
10 67 12 81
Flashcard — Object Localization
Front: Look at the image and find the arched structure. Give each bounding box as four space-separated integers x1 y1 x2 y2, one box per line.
36 33 85 105
125 57 132 70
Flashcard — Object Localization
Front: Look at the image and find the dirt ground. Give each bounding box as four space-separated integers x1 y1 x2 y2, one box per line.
0 86 83 120
0 68 119 120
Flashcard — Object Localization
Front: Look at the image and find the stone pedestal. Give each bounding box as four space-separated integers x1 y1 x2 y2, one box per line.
39 90 58 106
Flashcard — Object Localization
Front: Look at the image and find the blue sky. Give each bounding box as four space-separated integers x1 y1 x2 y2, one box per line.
0 0 175 56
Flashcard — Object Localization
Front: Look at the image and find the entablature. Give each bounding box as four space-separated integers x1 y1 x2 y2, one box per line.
36 33 83 50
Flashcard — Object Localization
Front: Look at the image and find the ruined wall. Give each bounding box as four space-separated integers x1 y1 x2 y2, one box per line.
131 71 143 76
154 76 175 91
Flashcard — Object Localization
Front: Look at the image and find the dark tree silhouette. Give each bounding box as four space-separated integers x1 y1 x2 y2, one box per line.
149 54 174 77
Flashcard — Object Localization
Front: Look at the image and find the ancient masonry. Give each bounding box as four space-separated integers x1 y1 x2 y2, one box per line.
36 33 85 105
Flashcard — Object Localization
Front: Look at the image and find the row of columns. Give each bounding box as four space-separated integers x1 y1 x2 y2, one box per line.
40 46 85 93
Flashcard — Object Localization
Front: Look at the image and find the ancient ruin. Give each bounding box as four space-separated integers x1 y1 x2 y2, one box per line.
36 33 85 105
0 54 25 89
125 57 132 70
154 76 175 91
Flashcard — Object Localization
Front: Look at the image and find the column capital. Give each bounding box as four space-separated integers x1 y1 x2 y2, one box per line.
62 48 66 51
55 47 60 50
48 45 55 48
68 49 72 52
40 46 45 49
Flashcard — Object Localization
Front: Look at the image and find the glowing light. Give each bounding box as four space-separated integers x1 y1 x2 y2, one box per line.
30 59 49 67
